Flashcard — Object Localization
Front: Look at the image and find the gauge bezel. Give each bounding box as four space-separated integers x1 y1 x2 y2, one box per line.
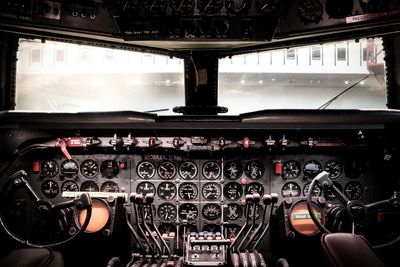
344 181 363 200
178 203 199 220
158 161 177 180
100 160 119 179
281 182 301 198
61 181 79 192
303 160 322 179
169 0 195 14
80 181 99 192
223 182 243 201
244 182 265 196
179 161 198 180
136 181 156 195
324 160 342 179
157 182 177 200
202 182 222 200
100 181 120 192
226 203 243 221
224 160 243 180
80 159 99 179
303 182 322 197
197 0 224 14
202 203 222 221
41 180 59 198
202 161 222 180
60 160 79 178
178 182 198 200
158 203 177 221
137 160 156 180
41 160 59 178
244 160 264 180
282 160 301 179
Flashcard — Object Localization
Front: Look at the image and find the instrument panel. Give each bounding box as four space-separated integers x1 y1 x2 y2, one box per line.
25 148 378 240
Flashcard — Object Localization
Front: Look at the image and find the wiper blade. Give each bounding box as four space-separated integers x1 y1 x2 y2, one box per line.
144 108 170 113
317 75 370 110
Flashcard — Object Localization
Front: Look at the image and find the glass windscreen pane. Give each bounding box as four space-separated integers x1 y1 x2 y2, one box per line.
15 39 184 115
219 38 387 115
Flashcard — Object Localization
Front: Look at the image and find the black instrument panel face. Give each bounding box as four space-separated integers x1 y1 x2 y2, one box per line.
10 148 382 242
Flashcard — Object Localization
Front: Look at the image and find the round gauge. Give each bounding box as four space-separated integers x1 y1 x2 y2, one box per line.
324 182 343 199
245 182 264 196
256 0 282 14
41 180 59 198
179 224 198 238
248 204 262 220
198 0 224 14
223 182 243 201
169 0 195 14
303 183 322 197
303 160 322 178
178 203 198 220
178 182 198 200
345 160 366 179
282 161 301 179
225 0 251 14
137 161 155 179
100 160 119 179
325 0 353 19
289 201 324 236
359 0 386 13
142 0 167 15
136 182 156 196
158 203 177 220
41 160 59 178
80 181 99 192
225 224 241 239
158 161 176 180
179 161 198 180
297 0 323 24
203 224 222 233
344 181 363 200
157 182 177 200
244 161 264 180
224 161 243 180
61 181 79 192
226 203 243 221
60 160 79 178
281 182 301 197
159 223 176 236
81 159 99 178
117 0 140 16
202 203 222 221
324 160 342 179
202 182 222 200
143 205 156 221
101 181 119 192
202 161 221 180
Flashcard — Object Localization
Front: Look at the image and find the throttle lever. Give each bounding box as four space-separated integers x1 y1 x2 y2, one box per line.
231 194 254 253
244 194 272 250
129 193 155 257
135 194 163 257
144 193 171 257
238 193 261 252
251 193 278 250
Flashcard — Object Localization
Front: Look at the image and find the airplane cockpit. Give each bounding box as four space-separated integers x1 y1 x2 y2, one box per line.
0 1 400 267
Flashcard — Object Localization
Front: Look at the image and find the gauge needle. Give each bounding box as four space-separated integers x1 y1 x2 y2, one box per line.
165 213 169 220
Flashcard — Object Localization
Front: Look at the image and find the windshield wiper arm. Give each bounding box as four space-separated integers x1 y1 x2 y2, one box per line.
144 108 170 113
317 74 370 110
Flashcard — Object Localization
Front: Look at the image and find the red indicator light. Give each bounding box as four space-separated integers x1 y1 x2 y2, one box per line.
240 178 247 185
275 162 282 175
119 162 126 169
33 161 40 173
243 137 250 148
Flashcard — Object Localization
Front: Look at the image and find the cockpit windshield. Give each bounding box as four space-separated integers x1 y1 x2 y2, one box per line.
15 37 386 115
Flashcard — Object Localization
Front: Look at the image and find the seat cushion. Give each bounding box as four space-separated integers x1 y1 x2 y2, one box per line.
0 248 64 267
321 233 385 267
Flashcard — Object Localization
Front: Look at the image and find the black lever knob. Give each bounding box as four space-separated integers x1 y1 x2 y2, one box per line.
145 193 155 204
134 194 144 204
246 194 254 204
253 193 261 204
270 193 279 204
129 192 137 203
262 194 272 205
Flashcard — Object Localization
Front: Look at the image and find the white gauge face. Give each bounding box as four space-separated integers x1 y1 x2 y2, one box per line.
202 182 222 200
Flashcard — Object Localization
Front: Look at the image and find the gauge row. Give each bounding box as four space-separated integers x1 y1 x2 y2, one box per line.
135 181 265 201
117 0 281 16
281 181 363 200
137 160 264 180
282 160 342 179
157 202 261 221
41 180 121 198
41 159 122 179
